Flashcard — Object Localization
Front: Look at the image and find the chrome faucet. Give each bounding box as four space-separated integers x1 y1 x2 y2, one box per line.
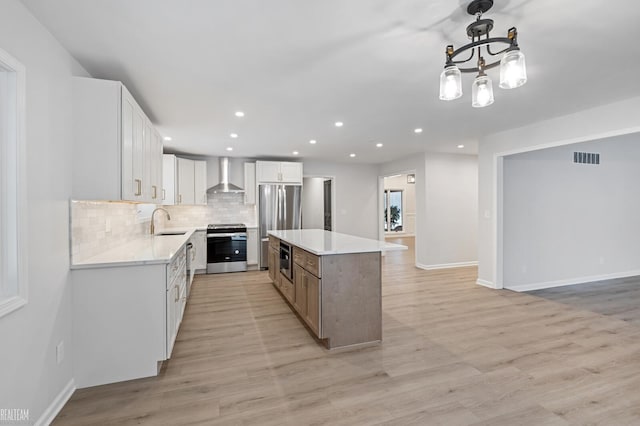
150 208 171 235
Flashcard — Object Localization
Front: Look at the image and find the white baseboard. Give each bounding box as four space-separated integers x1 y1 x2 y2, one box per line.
505 269 640 292
416 261 478 271
476 279 499 289
35 378 75 426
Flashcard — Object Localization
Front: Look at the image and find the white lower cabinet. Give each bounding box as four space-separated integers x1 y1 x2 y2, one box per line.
247 228 258 265
72 246 188 389
193 230 207 271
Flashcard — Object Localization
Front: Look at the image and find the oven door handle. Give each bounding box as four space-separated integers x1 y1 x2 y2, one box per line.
207 233 246 238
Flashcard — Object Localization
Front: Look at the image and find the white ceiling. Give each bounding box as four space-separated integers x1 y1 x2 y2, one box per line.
21 0 640 163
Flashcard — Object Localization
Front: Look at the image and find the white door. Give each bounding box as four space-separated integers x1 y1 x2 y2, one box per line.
256 161 281 183
194 160 208 205
280 162 303 183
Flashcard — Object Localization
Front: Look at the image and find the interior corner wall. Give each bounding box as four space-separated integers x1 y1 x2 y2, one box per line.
0 0 89 421
503 134 640 290
478 96 640 288
303 160 378 239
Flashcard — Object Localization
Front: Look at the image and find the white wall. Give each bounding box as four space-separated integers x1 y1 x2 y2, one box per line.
0 0 89 422
384 174 416 235
379 152 478 269
302 177 325 229
424 153 478 268
478 96 640 288
303 160 378 239
503 134 640 291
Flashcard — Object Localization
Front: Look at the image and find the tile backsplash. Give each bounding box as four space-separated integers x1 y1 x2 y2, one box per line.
71 200 152 263
71 193 256 262
161 193 257 228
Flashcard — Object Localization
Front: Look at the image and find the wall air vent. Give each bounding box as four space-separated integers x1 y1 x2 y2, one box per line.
573 152 600 165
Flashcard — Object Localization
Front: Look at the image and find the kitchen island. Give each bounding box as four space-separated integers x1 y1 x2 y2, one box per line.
267 229 406 349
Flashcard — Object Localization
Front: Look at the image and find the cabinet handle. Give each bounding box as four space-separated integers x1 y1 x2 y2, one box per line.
179 194 182 204
152 185 157 199
135 179 142 196
162 189 166 200
175 285 180 302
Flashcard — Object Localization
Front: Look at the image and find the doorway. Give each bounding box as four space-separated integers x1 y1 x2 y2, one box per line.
383 174 416 236
302 176 334 231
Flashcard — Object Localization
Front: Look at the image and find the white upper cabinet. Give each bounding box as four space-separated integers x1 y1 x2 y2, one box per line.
72 77 162 202
177 158 195 205
194 160 208 205
162 154 177 205
256 161 302 184
244 162 256 204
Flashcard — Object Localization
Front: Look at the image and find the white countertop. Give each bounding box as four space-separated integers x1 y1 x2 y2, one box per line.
71 229 196 270
268 229 407 255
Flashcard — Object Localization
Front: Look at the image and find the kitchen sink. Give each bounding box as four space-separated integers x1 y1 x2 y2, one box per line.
155 231 186 236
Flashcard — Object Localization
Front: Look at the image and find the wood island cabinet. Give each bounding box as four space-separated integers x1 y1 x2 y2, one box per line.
267 233 382 349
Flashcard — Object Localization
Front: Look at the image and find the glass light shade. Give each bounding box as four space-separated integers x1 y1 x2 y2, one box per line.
499 49 527 89
439 65 462 101
472 74 494 108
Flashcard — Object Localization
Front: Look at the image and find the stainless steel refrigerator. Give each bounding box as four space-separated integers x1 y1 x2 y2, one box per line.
259 184 302 269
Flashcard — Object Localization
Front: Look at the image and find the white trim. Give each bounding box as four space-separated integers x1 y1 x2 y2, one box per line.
34 379 76 426
476 279 498 289
0 47 28 318
504 270 640 293
416 261 478 271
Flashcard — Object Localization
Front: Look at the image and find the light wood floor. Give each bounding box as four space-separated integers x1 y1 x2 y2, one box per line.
54 238 640 425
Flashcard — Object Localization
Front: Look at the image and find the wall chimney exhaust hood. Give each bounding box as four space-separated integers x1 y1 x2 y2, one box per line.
207 157 244 194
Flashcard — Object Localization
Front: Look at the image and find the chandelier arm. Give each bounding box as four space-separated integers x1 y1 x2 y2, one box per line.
449 48 476 65
486 44 511 56
447 37 513 63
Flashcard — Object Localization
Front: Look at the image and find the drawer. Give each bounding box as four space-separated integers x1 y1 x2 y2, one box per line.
293 247 305 266
269 235 279 250
167 246 186 285
304 252 321 278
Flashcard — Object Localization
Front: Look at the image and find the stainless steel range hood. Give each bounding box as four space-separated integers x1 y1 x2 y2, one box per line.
207 157 245 194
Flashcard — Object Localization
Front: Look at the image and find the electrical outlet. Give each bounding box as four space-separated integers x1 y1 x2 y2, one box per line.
56 341 64 364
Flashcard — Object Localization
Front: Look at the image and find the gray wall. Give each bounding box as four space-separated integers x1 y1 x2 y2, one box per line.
503 134 640 290
478 96 640 289
0 0 89 421
302 177 325 229
304 160 379 239
380 152 478 269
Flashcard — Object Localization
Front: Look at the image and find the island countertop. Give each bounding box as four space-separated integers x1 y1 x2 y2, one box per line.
267 229 407 256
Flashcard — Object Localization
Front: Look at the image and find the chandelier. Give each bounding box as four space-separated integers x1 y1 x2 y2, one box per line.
439 0 527 108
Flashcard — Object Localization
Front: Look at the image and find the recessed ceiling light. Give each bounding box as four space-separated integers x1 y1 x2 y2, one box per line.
292 151 299 155
226 147 233 151
230 133 238 138
235 111 245 117
376 143 383 148
349 153 356 158
335 121 344 127
457 144 465 149
309 140 317 144
414 128 423 134
163 136 172 141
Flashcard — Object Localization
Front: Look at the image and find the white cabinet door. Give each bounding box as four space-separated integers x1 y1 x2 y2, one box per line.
244 162 256 204
194 160 208 205
193 231 207 270
166 280 178 358
162 154 177 205
280 162 303 183
121 88 145 201
149 129 163 202
247 228 258 265
256 161 281 183
142 120 153 202
256 161 302 184
177 158 195 205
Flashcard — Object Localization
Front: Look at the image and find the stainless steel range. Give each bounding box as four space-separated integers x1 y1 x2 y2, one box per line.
206 223 247 274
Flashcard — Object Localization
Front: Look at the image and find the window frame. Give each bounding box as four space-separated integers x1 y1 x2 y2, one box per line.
0 47 28 318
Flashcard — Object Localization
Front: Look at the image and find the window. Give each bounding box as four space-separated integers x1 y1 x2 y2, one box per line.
383 189 403 232
0 47 27 318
